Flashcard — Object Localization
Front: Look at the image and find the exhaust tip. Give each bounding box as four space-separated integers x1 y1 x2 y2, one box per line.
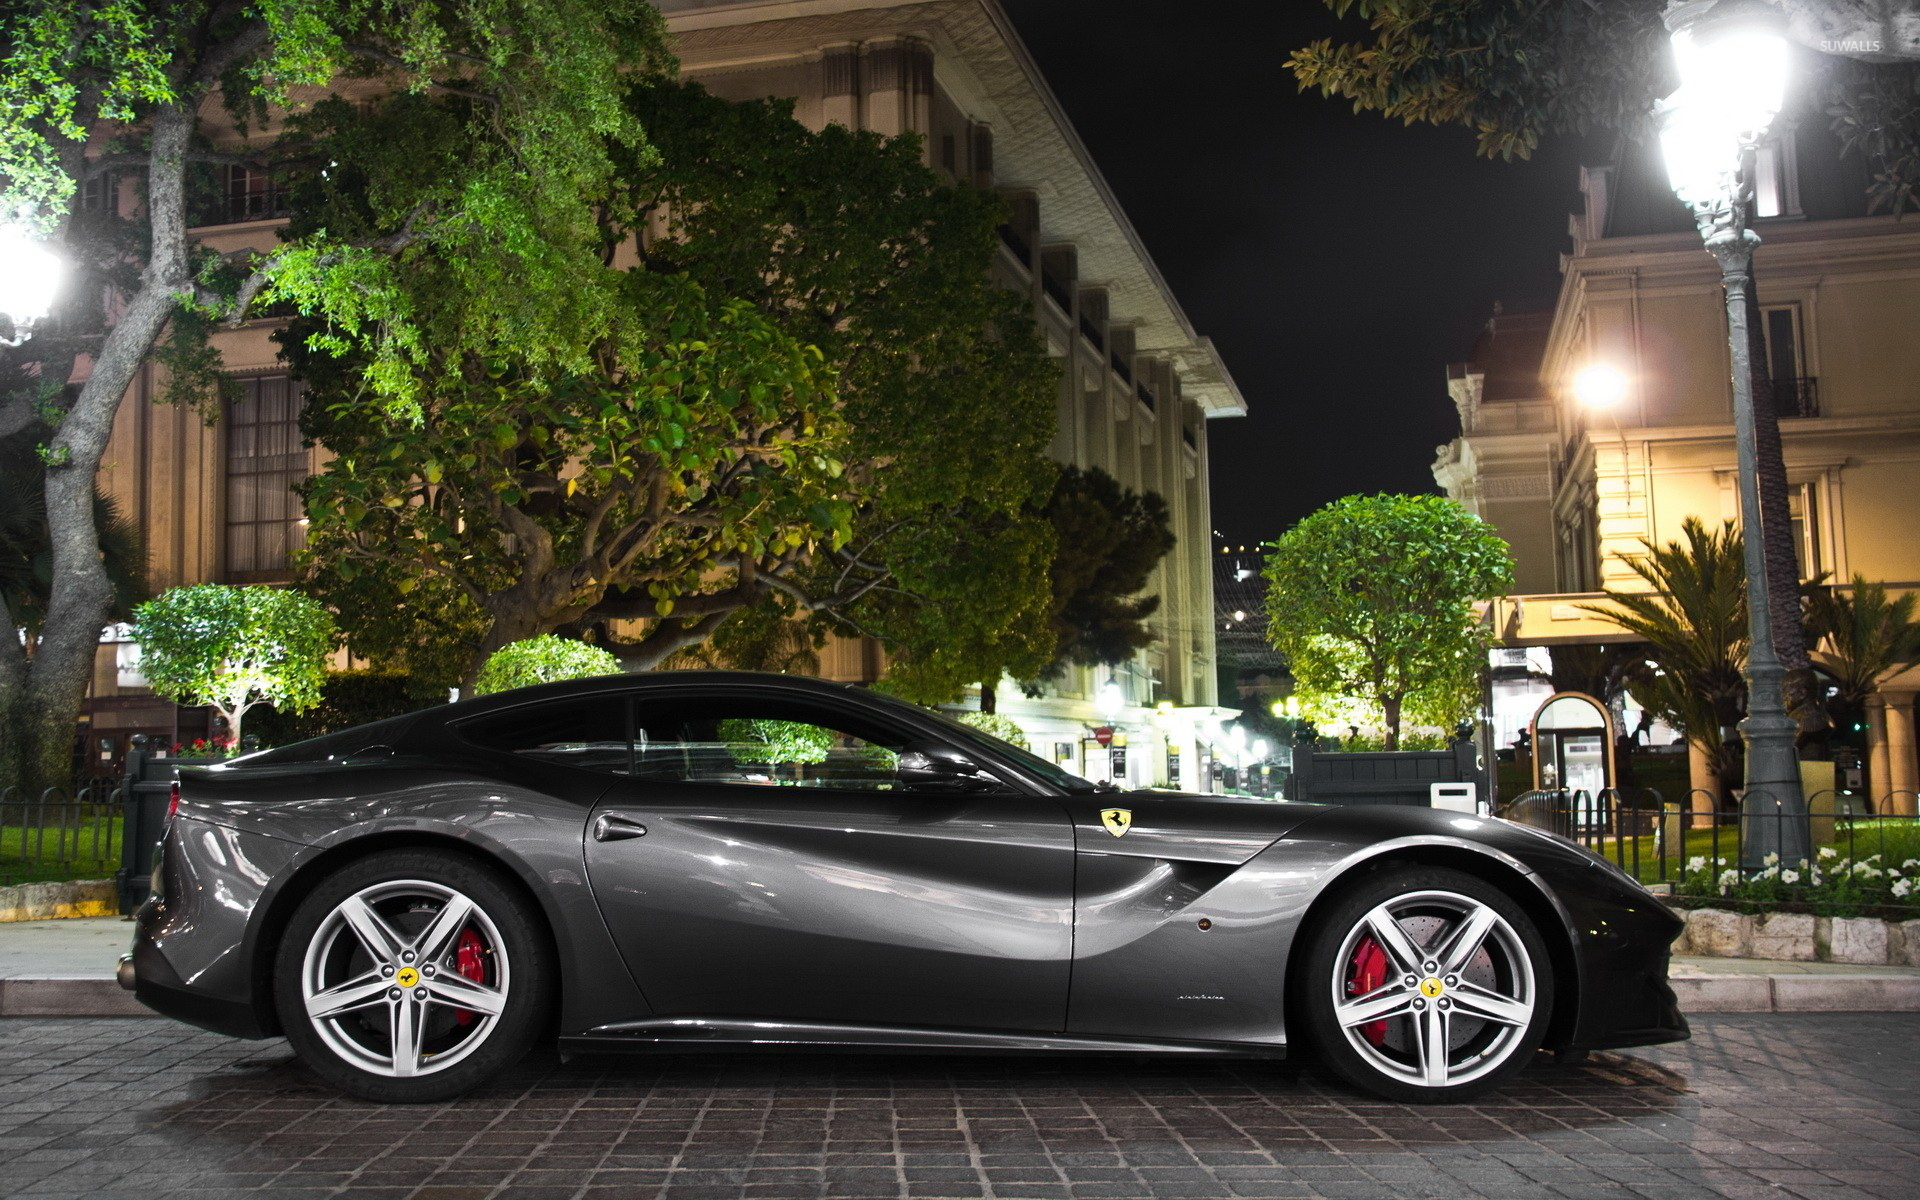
116 954 137 991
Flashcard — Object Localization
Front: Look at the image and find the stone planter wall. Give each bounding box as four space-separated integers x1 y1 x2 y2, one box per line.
0 879 116 923
1673 907 1920 967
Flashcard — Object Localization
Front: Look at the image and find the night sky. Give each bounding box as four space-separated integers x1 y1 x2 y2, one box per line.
999 0 1608 548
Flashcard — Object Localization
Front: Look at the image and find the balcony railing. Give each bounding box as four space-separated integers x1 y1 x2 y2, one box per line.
1774 376 1819 418
1136 382 1157 413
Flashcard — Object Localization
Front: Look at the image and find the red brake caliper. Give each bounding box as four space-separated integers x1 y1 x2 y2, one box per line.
1346 935 1390 1046
454 928 487 1027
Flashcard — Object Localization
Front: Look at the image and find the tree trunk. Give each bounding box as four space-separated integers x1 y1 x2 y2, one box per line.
19 104 197 796
1381 693 1402 751
1687 737 1720 827
979 680 996 713
0 593 28 795
1741 271 1821 737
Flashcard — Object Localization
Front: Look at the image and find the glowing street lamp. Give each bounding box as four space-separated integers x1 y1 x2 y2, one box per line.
1656 0 1807 867
1097 675 1124 721
1572 364 1629 411
0 222 64 347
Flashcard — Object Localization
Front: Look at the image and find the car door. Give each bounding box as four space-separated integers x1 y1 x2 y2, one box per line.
584 691 1077 1034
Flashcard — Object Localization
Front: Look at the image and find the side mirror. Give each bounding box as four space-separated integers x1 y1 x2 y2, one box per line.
896 742 1006 793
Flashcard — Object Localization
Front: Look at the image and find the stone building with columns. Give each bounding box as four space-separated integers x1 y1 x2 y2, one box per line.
1435 131 1920 811
75 0 1247 789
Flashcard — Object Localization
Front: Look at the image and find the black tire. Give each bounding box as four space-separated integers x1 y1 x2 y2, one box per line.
1296 865 1553 1104
273 849 552 1102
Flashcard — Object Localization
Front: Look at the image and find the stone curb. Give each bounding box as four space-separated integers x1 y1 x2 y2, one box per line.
1670 973 1920 1013
0 880 118 923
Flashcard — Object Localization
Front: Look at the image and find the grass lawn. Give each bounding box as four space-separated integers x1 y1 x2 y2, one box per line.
1572 817 1920 884
0 816 123 887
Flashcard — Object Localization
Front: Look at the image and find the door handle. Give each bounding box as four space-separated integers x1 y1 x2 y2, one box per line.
592 814 648 842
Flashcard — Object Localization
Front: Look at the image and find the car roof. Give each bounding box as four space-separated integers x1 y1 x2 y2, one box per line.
446 670 874 718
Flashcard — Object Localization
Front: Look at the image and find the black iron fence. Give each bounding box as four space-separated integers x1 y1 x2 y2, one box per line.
0 780 122 886
1497 787 1920 909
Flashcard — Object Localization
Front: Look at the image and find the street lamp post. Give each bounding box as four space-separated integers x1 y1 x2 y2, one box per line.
0 221 64 346
1657 0 1809 867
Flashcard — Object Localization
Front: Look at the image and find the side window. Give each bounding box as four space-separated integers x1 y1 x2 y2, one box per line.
458 698 633 776
630 699 906 792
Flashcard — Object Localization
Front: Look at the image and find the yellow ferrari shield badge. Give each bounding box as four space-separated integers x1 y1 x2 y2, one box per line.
1100 808 1132 837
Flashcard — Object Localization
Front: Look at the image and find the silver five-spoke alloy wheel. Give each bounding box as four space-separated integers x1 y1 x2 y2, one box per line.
1300 866 1553 1103
276 849 549 1102
300 879 511 1078
1331 888 1536 1090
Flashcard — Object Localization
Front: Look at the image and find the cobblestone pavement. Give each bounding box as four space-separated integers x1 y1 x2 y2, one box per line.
0 1015 1915 1200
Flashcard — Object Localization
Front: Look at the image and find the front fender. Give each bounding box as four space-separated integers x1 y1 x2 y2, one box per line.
1063 809 1580 1049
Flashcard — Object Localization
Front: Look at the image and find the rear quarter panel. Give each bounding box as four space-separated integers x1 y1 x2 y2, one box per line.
176 758 649 1036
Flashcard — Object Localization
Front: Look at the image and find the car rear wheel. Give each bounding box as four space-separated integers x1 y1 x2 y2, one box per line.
1297 865 1552 1103
274 849 551 1102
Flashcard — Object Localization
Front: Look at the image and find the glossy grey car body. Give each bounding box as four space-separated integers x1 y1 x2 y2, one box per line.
127 671 1686 1099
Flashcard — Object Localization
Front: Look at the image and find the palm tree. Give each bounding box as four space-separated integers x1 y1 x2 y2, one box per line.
1805 577 1920 760
1580 517 1749 805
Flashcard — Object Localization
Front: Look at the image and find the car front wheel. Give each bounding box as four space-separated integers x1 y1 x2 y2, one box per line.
1298 865 1553 1103
274 849 551 1102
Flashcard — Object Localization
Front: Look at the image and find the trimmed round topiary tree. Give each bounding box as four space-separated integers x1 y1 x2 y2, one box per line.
131 584 338 752
471 636 622 697
957 710 1030 751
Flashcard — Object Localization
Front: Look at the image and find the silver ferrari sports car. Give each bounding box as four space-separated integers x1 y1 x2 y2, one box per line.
123 672 1686 1104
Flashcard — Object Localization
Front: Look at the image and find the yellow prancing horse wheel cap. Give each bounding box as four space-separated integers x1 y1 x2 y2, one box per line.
1419 977 1445 998
396 966 420 988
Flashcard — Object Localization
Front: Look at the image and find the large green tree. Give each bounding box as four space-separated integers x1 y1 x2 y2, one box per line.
292 80 1061 696
0 0 671 793
1263 494 1513 749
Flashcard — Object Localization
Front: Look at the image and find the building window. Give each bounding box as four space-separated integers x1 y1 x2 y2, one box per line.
225 377 308 580
80 172 115 213
195 164 290 226
1761 304 1817 417
229 165 290 222
1752 129 1801 219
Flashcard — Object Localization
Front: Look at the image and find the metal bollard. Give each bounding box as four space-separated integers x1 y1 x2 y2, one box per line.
114 735 177 916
